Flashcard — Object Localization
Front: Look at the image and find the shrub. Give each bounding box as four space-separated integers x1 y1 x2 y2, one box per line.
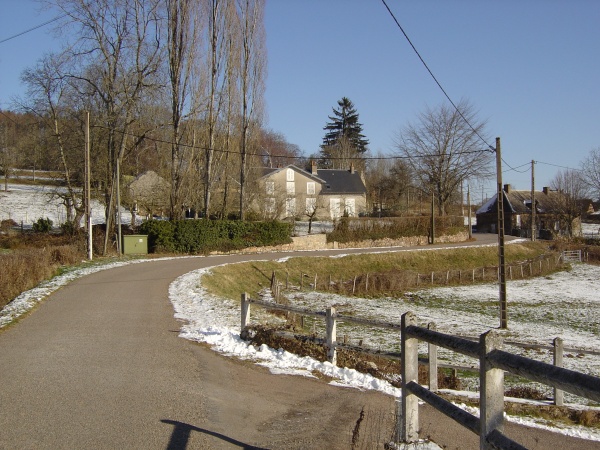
327 216 465 243
32 217 53 233
1 219 18 231
139 219 292 254
138 219 176 252
60 220 79 236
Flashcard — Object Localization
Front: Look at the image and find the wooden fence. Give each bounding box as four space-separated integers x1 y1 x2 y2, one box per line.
561 250 582 263
239 294 600 449
268 253 562 298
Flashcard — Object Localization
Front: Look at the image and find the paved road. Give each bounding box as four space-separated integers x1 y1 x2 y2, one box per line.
1 236 598 449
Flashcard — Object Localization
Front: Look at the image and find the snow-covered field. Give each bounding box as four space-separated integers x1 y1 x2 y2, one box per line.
0 183 135 227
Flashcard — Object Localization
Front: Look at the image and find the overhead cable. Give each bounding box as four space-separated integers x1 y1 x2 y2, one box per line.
0 14 67 45
380 0 496 152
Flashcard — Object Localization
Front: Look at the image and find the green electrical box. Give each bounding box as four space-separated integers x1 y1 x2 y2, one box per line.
123 235 148 255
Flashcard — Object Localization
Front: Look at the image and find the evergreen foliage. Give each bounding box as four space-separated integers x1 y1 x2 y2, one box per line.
139 219 292 254
320 97 369 168
326 216 465 243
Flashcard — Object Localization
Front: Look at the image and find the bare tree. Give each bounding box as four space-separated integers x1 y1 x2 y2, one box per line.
20 53 86 226
394 100 493 215
365 156 413 216
235 0 265 220
199 0 235 218
166 0 201 220
50 0 163 252
580 146 600 200
551 168 589 237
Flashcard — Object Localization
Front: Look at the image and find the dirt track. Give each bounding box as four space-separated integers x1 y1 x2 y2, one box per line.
1 237 599 449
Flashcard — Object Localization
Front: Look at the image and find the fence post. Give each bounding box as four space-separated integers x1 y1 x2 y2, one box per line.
428 322 438 392
480 330 504 450
326 307 337 365
554 337 564 406
400 312 419 443
241 292 250 332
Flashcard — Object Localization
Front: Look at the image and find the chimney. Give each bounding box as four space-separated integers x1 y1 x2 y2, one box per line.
311 160 318 175
350 162 355 174
543 187 549 195
504 184 510 193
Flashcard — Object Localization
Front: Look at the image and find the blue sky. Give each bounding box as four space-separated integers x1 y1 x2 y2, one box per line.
2 1 599 201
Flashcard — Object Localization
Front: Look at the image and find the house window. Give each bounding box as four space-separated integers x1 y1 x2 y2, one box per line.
265 197 275 215
286 198 296 217
330 198 341 219
345 198 356 217
286 181 295 195
307 182 315 195
306 197 316 214
286 168 294 181
265 181 274 195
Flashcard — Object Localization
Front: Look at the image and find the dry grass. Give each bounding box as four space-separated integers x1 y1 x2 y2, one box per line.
202 241 559 301
0 232 85 310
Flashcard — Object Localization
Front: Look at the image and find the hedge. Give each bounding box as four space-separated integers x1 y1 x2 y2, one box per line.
327 216 465 243
138 219 292 254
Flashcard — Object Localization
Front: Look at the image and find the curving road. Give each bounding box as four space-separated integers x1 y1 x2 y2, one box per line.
1 236 599 449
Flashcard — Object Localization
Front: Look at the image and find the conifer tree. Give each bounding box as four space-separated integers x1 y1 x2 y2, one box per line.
320 97 369 169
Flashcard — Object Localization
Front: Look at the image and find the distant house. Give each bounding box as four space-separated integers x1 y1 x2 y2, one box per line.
476 184 580 238
126 171 170 218
256 162 367 220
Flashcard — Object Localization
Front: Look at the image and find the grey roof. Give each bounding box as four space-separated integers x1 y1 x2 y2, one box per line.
316 169 366 195
476 189 564 215
260 165 366 195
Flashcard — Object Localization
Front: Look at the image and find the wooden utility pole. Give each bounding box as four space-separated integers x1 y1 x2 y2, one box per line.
84 112 92 260
531 160 536 241
116 158 122 255
430 190 435 244
467 184 472 240
496 137 507 329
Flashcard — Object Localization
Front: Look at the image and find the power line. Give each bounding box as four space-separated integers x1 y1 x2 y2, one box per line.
536 160 582 173
380 0 495 152
92 124 492 162
501 160 530 174
0 14 67 45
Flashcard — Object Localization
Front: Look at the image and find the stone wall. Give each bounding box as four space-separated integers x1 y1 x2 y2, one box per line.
237 231 469 254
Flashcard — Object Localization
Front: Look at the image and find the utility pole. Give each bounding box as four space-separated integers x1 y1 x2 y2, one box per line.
84 112 92 260
460 181 464 216
467 184 472 240
496 137 507 329
430 190 435 244
116 158 122 255
531 160 536 241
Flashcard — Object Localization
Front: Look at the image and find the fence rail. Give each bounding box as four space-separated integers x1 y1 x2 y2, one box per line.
268 253 562 298
401 312 600 449
561 250 582 263
239 293 600 449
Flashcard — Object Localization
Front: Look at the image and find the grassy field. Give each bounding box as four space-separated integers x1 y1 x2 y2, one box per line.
201 241 557 301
